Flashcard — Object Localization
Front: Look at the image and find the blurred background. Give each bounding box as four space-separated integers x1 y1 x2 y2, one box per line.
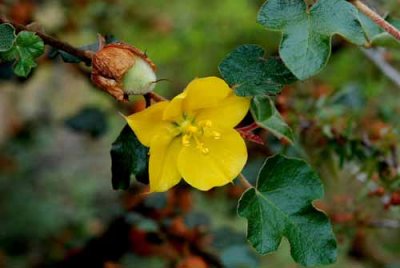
0 0 400 267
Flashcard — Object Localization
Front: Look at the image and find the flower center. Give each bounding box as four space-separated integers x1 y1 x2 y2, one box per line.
177 117 221 154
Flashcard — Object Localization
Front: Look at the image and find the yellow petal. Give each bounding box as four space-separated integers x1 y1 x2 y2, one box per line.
125 101 170 146
196 92 250 129
183 77 231 112
149 134 182 192
177 129 247 191
163 92 186 121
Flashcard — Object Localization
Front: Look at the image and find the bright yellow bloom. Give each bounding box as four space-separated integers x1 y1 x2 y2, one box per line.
126 77 250 192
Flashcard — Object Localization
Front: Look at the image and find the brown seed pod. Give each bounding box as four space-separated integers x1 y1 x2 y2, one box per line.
91 43 157 101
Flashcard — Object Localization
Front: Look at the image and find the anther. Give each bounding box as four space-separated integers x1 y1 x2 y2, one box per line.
212 131 221 139
200 120 212 128
187 125 198 133
182 135 191 146
197 143 209 154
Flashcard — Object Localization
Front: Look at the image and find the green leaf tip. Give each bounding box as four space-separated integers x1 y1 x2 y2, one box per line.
257 0 366 80
238 154 337 267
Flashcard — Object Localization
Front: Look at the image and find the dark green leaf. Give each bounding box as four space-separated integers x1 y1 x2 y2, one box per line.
0 23 16 52
0 31 44 77
64 107 108 138
251 96 294 143
110 125 149 190
258 0 366 80
219 44 296 96
238 154 337 267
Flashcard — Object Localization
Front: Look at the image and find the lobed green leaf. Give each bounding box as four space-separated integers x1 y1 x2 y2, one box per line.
238 154 337 267
0 23 16 52
257 0 367 80
0 31 44 77
219 44 296 96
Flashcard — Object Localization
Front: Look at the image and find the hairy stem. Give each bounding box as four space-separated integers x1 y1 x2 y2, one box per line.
350 0 400 42
0 17 94 65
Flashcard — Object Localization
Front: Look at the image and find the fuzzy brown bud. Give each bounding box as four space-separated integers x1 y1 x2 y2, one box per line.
91 43 157 101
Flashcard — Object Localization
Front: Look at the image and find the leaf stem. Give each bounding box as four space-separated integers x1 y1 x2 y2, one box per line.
0 17 94 65
350 0 400 42
239 173 253 189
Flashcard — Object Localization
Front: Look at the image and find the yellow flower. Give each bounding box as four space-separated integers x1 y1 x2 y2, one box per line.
126 77 250 192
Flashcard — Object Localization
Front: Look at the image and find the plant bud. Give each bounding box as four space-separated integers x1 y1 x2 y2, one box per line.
91 43 157 101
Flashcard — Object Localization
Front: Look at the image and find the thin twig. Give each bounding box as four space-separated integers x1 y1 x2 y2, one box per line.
0 17 94 65
239 173 253 189
351 0 400 42
361 48 400 88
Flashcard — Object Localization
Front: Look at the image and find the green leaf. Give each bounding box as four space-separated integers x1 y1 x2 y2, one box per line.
257 0 366 80
371 18 400 48
0 23 16 52
358 13 382 41
110 125 149 190
359 15 400 48
251 96 294 143
219 44 296 96
371 33 400 48
64 107 108 138
0 31 44 77
238 154 337 267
